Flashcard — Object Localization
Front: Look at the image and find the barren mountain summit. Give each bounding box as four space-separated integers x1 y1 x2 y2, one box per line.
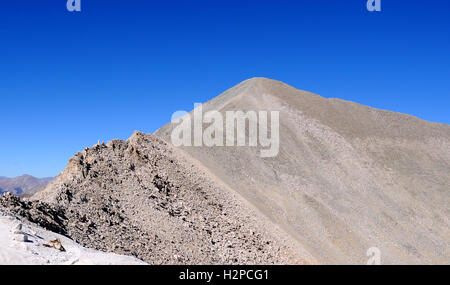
156 77 450 264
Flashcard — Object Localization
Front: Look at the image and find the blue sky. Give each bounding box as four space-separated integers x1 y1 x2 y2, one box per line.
0 0 449 177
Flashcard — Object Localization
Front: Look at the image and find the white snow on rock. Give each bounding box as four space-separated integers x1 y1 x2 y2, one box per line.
0 213 147 265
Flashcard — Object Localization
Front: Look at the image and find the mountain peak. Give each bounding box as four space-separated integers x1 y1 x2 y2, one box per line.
155 78 450 264
237 77 300 94
19 174 34 179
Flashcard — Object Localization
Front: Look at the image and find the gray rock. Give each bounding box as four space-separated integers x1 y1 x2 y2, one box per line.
13 233 28 242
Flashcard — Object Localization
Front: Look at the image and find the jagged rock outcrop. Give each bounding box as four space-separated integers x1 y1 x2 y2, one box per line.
0 193 66 235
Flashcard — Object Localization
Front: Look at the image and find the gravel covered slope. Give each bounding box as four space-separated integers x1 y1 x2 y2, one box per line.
156 77 450 264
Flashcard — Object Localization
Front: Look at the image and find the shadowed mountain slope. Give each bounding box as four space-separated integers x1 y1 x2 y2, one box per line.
156 77 450 264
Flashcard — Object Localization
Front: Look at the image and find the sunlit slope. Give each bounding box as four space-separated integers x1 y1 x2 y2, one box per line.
156 77 450 264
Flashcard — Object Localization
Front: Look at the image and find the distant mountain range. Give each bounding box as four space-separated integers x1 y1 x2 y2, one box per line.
0 175 53 197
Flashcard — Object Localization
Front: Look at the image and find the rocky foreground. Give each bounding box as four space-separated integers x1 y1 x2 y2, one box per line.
0 132 313 265
0 210 145 265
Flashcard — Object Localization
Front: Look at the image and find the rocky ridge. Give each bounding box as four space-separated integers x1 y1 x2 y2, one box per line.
1 132 312 264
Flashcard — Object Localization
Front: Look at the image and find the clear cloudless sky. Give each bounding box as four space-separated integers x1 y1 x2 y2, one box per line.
0 0 449 177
